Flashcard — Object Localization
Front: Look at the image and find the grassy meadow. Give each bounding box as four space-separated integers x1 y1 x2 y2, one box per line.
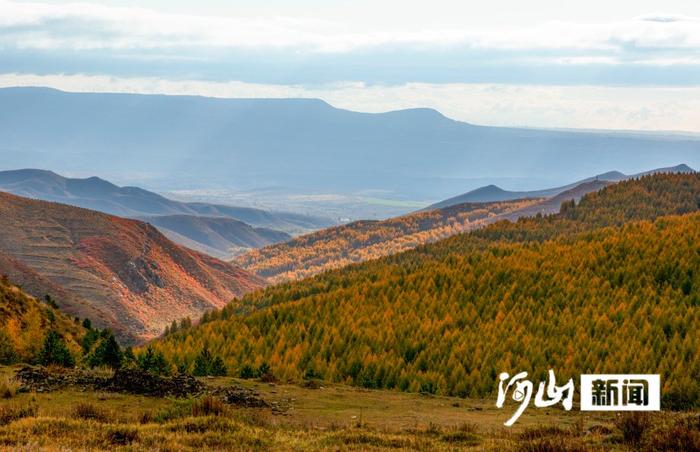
1 365 698 451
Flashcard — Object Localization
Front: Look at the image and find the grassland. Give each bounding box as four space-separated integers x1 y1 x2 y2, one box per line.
1 366 698 451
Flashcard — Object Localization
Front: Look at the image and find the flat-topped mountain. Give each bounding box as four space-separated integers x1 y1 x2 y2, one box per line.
2 87 699 200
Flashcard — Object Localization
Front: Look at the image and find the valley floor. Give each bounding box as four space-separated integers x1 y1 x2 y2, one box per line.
1 366 697 451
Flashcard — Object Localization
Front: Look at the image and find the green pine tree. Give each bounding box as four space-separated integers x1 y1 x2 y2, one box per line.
192 347 213 376
38 331 74 367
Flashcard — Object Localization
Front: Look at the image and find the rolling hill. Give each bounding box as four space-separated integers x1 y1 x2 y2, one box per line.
0 169 333 233
0 191 265 344
427 164 695 209
234 180 609 283
2 87 700 202
139 215 291 260
0 168 332 258
154 173 700 407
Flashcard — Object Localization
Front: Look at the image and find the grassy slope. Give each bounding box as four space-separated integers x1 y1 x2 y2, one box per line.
3 366 695 451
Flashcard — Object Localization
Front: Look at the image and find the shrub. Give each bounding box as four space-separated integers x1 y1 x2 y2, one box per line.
425 422 441 435
518 437 587 452
614 412 651 445
647 423 700 452
519 425 569 440
0 403 38 425
192 396 227 417
138 411 154 424
0 375 20 399
72 402 111 423
105 427 139 445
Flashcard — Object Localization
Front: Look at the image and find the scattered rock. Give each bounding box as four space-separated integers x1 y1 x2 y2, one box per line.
212 385 270 408
98 369 204 398
15 366 203 398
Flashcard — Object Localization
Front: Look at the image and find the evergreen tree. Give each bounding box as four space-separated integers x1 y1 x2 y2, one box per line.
137 347 170 375
193 347 213 376
123 346 136 365
211 357 227 376
81 328 100 354
240 364 255 379
89 332 123 369
0 330 17 365
38 331 74 367
256 362 271 378
44 294 58 309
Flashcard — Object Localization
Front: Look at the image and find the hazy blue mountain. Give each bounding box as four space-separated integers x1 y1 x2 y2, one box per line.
2 87 700 202
138 215 291 260
0 168 331 230
427 164 695 209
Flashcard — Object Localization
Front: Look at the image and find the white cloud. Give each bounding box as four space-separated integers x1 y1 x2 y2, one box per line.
2 72 699 133
0 0 699 56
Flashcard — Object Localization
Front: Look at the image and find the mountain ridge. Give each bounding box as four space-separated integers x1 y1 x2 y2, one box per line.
0 168 331 259
0 191 265 344
0 168 332 232
427 164 695 209
2 87 699 201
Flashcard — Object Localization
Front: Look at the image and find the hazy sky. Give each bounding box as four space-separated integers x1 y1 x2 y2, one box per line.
1 0 700 131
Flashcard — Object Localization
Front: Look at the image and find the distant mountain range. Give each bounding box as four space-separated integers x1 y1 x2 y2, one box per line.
427 164 695 209
0 191 264 343
235 164 693 282
138 215 291 260
0 169 331 259
2 87 699 202
235 178 611 283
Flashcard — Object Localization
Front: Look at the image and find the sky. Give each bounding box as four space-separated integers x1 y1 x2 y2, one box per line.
1 0 700 131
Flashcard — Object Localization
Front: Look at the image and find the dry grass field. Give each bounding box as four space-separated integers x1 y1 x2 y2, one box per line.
1 366 698 451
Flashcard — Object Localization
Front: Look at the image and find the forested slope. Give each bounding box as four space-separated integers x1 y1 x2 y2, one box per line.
234 198 541 282
154 174 700 408
0 276 85 363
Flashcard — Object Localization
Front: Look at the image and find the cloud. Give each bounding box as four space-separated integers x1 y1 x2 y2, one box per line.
1 1 700 87
1 1 699 55
1 72 699 133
